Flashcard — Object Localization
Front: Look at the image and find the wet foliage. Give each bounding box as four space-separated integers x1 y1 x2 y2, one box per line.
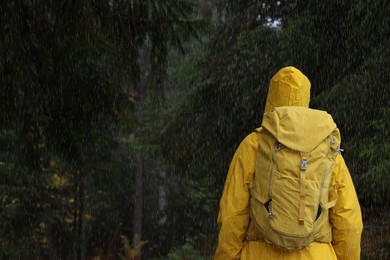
0 0 199 258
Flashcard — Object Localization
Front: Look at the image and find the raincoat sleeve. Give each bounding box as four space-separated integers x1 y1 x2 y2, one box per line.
330 155 363 260
214 133 258 260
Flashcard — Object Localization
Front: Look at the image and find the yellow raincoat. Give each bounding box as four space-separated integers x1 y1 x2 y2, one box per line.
214 66 363 260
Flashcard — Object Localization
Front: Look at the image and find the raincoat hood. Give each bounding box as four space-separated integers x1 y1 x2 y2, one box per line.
264 66 311 113
262 106 337 152
261 66 329 152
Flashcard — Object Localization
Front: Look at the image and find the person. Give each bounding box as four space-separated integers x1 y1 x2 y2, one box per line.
214 66 363 260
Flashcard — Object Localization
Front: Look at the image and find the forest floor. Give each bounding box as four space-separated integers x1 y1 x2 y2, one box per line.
361 207 390 260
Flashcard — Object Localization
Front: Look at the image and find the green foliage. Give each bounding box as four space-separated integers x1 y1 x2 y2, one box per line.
0 235 34 260
341 107 389 205
0 0 200 258
0 162 63 259
314 38 389 205
280 0 356 96
167 240 212 260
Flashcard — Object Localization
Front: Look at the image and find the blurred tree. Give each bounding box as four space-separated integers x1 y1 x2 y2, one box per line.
0 0 199 258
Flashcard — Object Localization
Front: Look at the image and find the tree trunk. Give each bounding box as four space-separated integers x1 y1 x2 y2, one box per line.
74 169 86 260
159 170 167 225
132 46 148 247
132 150 144 246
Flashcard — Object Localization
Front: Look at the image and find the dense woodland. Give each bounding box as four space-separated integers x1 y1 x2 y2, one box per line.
0 0 389 259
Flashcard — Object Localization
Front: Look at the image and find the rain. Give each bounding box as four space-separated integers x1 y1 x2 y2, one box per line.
0 0 389 259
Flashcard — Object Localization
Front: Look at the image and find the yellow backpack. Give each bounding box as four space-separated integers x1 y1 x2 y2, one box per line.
246 106 341 251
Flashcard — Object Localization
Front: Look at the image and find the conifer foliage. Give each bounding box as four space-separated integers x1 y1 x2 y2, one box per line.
0 0 198 258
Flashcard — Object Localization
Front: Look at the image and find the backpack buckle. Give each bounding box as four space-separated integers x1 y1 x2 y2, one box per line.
300 159 307 170
276 143 284 150
336 146 344 154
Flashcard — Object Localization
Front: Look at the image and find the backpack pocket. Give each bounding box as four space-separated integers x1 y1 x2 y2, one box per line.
268 170 322 237
312 207 333 243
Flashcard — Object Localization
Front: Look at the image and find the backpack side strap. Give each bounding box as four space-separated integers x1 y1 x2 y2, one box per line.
322 188 338 209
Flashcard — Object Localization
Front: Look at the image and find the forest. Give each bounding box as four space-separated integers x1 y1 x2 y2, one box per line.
0 0 389 259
